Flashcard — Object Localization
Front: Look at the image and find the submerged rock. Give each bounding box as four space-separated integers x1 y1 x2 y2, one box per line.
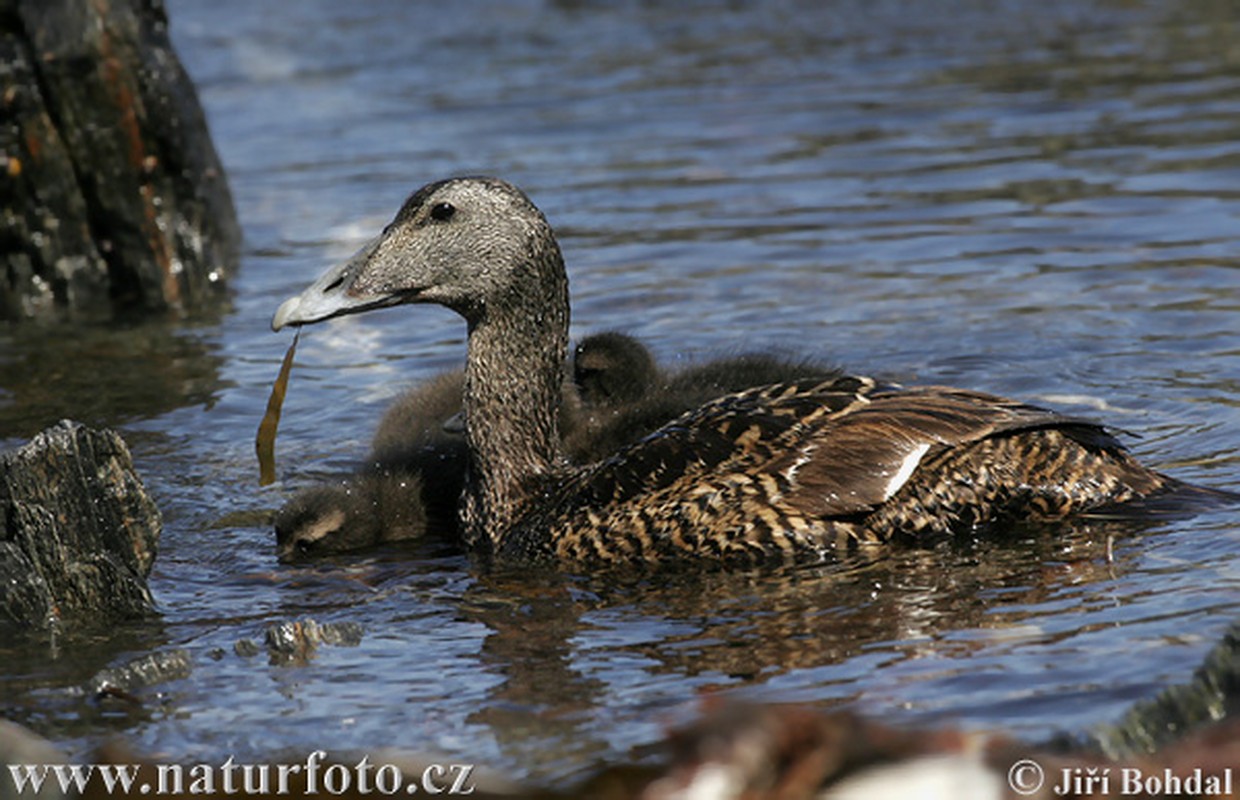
260 618 365 665
0 420 161 627
0 0 239 321
90 648 192 695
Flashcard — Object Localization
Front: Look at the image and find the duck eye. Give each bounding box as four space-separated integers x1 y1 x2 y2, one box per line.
429 202 456 222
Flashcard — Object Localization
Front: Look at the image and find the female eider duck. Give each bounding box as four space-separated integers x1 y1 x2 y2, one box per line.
272 177 1231 565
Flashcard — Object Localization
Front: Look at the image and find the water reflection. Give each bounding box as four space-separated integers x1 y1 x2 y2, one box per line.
0 618 172 743
0 319 229 443
441 518 1149 776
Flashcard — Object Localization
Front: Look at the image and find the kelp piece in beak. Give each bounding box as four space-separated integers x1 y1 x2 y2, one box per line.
256 330 300 486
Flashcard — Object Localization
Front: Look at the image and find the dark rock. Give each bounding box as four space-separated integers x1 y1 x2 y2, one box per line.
233 638 261 658
0 420 161 627
0 0 239 321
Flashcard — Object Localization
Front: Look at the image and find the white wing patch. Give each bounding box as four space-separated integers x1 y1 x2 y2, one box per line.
883 442 931 500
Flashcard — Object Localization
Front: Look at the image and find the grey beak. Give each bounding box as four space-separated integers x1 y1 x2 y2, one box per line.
271 238 385 331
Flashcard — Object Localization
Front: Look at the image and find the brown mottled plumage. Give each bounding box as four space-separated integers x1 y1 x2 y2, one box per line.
567 341 842 464
515 379 1177 563
272 176 1234 566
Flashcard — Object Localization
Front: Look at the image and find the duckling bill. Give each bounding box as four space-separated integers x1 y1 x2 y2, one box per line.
272 176 1235 566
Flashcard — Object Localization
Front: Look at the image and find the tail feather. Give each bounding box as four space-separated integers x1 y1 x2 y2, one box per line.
1084 478 1240 520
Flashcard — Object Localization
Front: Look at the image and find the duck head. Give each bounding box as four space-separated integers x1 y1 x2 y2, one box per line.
272 177 562 330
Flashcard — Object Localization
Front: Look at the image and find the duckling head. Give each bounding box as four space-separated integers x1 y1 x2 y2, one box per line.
274 484 365 561
573 332 659 407
273 472 428 561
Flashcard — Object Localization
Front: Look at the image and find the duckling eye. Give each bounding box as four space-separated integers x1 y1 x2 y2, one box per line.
429 202 456 222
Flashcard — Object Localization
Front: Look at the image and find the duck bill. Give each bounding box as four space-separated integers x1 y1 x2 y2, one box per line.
271 237 403 331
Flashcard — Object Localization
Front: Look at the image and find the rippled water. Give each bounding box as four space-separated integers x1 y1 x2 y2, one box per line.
2 0 1239 782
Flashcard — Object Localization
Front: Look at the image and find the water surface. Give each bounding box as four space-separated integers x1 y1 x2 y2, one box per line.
1 0 1238 782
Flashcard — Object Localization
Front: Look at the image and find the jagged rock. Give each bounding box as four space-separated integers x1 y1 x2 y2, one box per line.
0 420 161 626
0 0 239 321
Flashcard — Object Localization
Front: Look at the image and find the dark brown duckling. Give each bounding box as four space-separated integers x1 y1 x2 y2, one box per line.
367 369 471 529
273 369 468 560
274 472 427 561
572 331 659 407
272 176 1236 567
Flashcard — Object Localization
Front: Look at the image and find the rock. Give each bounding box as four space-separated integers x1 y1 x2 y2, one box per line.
0 420 161 627
89 648 192 695
262 618 365 664
0 0 239 321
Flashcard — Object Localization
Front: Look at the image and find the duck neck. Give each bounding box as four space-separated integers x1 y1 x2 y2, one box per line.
460 266 570 552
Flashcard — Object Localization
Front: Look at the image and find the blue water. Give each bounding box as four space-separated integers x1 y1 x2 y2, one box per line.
1 0 1238 782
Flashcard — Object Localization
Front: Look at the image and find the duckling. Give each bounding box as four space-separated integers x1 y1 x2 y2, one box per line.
273 368 467 560
367 369 471 529
272 176 1235 566
273 472 427 561
567 341 842 464
274 333 665 559
572 331 659 407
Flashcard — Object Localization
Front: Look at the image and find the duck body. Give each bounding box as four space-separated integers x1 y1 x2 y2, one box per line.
272 176 1231 567
503 377 1166 563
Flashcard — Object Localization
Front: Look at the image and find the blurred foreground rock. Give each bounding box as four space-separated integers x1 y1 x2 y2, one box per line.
0 0 239 321
26 704 1233 799
0 420 160 626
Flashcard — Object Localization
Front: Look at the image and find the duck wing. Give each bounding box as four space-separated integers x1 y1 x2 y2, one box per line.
568 375 880 506
778 385 1122 517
